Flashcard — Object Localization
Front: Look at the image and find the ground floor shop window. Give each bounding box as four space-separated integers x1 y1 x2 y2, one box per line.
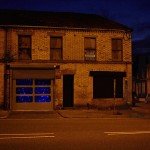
90 71 126 99
93 76 123 98
15 79 51 103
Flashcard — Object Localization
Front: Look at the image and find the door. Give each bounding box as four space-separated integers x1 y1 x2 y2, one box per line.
63 75 74 107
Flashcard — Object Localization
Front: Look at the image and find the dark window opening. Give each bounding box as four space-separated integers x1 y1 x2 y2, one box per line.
93 76 113 98
116 77 123 98
84 37 96 61
93 76 123 98
50 36 62 60
112 39 122 61
18 35 31 60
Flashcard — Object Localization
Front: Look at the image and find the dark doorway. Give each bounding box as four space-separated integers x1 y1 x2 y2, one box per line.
63 75 74 107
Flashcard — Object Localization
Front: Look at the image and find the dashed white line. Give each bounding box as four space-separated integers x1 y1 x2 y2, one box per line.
104 131 150 135
0 133 54 136
0 133 55 140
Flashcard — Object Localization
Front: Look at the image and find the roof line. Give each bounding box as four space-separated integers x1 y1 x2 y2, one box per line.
0 24 132 32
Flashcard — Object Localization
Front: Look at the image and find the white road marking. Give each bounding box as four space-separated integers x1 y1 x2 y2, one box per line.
0 133 55 140
0 135 55 140
104 131 150 135
0 133 54 136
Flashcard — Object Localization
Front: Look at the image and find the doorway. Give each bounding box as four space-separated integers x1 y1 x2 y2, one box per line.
63 75 74 107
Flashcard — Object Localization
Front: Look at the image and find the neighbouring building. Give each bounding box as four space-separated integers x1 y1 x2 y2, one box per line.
132 55 147 99
0 10 133 111
146 61 150 95
132 38 150 100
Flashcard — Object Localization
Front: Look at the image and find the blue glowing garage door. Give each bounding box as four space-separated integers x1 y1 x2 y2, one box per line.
13 79 53 111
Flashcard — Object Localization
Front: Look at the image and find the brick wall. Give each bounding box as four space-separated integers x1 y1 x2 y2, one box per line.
54 62 132 108
0 27 132 109
8 29 132 62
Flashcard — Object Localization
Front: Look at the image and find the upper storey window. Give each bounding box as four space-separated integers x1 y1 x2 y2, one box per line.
112 39 123 61
18 35 31 60
84 37 96 61
50 36 62 60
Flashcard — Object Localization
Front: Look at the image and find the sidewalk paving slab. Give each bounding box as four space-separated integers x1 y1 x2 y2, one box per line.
2 111 61 119
0 102 150 119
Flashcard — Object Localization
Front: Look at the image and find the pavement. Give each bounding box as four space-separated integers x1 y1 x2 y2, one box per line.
0 101 150 119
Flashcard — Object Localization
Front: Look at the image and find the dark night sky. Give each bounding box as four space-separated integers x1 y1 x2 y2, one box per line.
1 0 150 49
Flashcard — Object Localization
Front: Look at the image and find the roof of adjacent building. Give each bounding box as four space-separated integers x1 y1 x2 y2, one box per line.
0 9 132 31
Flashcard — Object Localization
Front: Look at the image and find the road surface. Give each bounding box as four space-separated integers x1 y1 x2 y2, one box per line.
0 118 150 150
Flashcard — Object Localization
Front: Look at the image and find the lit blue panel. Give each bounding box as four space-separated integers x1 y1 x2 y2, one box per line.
35 87 50 94
16 87 33 94
35 96 51 102
16 96 33 103
35 79 51 85
16 79 32 85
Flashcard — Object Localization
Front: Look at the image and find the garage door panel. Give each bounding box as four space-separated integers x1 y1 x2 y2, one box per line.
13 70 55 79
13 79 53 111
13 103 52 111
35 96 51 102
16 96 33 103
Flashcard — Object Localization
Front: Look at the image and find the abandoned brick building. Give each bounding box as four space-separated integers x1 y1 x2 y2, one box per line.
0 10 132 111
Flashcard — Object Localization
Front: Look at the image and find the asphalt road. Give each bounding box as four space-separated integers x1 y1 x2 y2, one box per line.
0 118 150 150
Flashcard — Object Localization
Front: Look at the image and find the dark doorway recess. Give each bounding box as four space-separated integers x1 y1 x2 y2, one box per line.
63 75 74 107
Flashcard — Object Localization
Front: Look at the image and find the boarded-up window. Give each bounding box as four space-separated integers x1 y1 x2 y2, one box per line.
93 76 114 98
112 39 122 61
90 71 125 99
84 37 96 61
50 37 62 60
18 35 31 60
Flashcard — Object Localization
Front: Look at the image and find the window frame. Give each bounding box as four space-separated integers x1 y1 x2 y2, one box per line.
18 35 32 60
112 38 123 61
50 36 63 61
84 37 96 61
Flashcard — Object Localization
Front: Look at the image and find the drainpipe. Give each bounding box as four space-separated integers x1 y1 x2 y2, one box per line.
3 27 9 110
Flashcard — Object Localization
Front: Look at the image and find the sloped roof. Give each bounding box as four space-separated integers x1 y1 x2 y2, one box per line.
0 9 132 31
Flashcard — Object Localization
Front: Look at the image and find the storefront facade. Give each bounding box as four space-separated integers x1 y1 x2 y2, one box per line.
0 10 133 111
